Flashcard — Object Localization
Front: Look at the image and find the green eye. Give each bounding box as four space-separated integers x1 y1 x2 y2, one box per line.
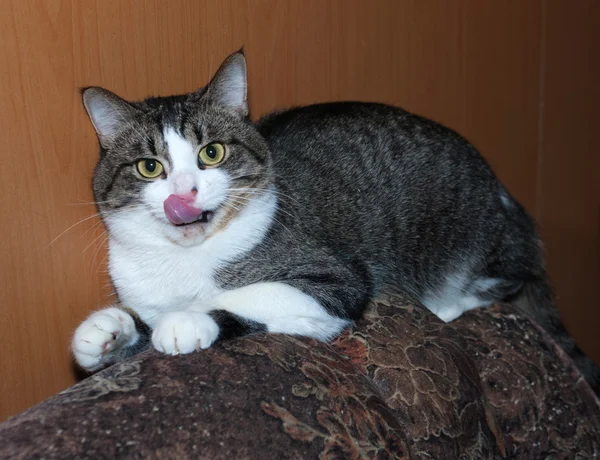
199 143 225 166
136 159 164 178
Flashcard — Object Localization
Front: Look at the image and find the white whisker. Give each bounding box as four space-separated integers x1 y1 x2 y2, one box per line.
82 229 108 254
90 233 110 276
46 213 102 249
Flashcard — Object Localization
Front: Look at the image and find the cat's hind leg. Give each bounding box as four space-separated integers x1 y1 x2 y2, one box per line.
72 306 149 372
421 274 523 322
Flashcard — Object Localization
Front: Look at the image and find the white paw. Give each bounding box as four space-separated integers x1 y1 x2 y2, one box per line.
436 306 463 323
152 312 219 355
72 307 138 372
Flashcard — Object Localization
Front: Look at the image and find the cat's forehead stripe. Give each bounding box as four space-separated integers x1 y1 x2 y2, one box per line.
146 136 157 156
163 126 196 171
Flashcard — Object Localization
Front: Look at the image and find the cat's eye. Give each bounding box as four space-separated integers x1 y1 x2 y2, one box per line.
136 159 164 179
198 143 225 166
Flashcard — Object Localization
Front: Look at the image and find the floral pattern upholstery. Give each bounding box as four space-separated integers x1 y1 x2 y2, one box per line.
1 295 598 459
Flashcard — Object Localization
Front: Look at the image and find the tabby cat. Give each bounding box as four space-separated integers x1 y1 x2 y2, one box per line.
72 50 599 393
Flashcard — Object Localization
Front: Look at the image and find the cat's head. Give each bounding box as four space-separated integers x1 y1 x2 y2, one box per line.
82 51 272 247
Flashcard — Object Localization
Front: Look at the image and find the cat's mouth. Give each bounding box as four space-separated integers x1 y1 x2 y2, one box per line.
174 210 215 227
163 194 215 227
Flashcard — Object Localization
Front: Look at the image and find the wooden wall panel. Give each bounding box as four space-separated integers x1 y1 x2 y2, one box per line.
0 0 576 420
539 1 600 363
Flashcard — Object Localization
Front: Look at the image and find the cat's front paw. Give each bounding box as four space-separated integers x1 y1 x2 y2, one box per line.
72 307 137 372
152 312 219 355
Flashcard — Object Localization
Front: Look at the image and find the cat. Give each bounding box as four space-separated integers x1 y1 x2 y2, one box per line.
72 50 599 393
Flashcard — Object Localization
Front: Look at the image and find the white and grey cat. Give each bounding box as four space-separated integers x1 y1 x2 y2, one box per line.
72 51 599 392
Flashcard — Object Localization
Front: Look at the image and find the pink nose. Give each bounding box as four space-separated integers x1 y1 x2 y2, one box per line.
163 194 203 225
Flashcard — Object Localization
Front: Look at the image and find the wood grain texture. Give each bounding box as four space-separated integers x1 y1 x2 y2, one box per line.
539 1 600 364
0 0 593 420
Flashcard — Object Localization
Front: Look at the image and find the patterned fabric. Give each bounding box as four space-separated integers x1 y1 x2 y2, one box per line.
1 295 598 459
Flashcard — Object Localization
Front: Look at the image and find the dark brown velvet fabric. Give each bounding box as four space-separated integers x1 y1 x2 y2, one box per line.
1 295 598 459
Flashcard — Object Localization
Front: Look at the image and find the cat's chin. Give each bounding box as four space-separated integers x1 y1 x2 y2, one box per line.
163 220 212 247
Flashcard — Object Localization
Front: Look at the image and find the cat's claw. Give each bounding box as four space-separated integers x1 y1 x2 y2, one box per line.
152 311 219 355
72 307 137 372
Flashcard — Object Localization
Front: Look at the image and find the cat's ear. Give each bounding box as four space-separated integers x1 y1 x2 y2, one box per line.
81 87 139 148
205 51 248 116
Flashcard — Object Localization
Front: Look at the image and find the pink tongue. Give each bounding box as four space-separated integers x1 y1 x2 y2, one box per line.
163 194 203 225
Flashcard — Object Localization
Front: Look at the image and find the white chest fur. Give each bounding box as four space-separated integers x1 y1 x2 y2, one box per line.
108 241 222 327
106 190 277 327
